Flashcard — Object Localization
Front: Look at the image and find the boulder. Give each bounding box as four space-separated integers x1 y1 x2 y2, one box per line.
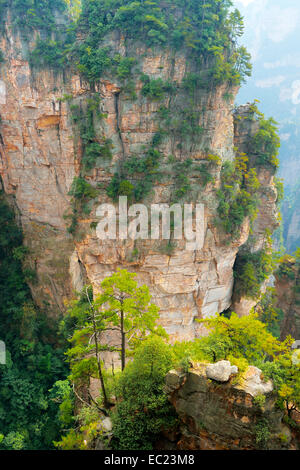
206 360 238 382
235 366 273 397
99 417 113 433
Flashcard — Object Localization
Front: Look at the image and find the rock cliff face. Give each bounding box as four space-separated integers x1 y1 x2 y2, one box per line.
164 363 299 450
0 17 278 338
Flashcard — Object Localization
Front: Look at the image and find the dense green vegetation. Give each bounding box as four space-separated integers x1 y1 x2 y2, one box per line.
217 152 260 237
71 0 251 86
107 147 163 202
0 0 67 32
1 2 253 240
255 287 284 339
233 233 274 299
216 102 281 238
65 176 99 234
111 336 176 450
0 191 69 449
2 0 249 88
65 270 165 408
55 278 299 450
250 118 280 170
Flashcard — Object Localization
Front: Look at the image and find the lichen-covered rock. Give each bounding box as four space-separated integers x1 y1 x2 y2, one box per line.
165 364 298 450
100 417 113 433
164 369 185 394
234 366 273 397
206 360 238 382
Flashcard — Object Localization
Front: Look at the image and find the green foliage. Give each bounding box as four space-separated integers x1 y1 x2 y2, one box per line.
141 74 174 100
0 0 67 33
172 313 292 368
111 336 176 450
0 49 4 63
171 158 193 201
253 394 266 408
255 419 270 449
29 37 72 70
276 253 297 280
217 152 260 237
233 235 274 300
70 94 112 171
76 46 112 85
65 269 166 409
68 177 98 200
33 0 250 86
65 0 82 21
107 148 162 202
0 191 69 450
66 177 98 234
159 106 204 143
259 352 300 418
255 287 284 338
115 56 136 80
97 269 166 361
49 380 74 426
274 177 284 204
250 118 280 170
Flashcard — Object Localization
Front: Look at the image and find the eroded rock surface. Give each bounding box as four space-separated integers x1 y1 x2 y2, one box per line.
206 360 238 382
0 19 278 337
164 364 298 450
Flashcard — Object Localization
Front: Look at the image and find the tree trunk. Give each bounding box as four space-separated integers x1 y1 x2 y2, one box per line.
121 308 126 371
91 309 109 408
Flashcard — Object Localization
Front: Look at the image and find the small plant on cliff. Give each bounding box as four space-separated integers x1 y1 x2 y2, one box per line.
253 394 266 409
106 148 163 202
276 253 297 280
217 152 260 237
141 74 175 101
259 352 300 419
233 233 274 300
255 287 284 338
255 418 270 449
66 177 98 234
250 117 280 170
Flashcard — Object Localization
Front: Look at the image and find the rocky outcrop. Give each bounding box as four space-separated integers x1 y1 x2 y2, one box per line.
206 360 238 382
0 15 278 337
164 362 298 450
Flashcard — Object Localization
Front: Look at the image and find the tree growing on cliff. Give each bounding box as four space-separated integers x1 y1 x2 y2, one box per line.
95 269 166 370
66 285 114 409
259 351 300 419
65 269 166 410
193 312 293 364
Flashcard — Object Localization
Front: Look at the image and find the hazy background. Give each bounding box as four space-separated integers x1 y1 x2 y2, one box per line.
235 0 300 252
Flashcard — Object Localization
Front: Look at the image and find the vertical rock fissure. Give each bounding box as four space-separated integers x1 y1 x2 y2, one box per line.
114 91 125 160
